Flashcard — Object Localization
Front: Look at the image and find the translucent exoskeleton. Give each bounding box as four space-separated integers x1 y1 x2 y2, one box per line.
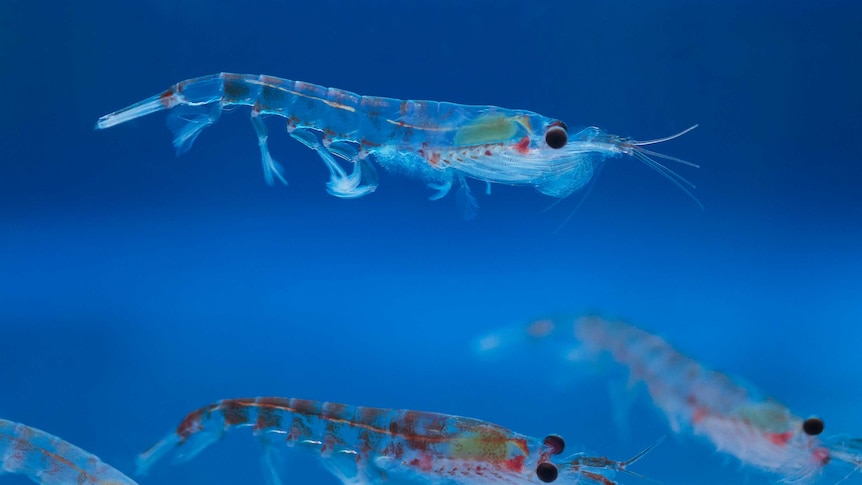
0 418 138 484
136 396 659 485
474 316 862 483
95 73 699 217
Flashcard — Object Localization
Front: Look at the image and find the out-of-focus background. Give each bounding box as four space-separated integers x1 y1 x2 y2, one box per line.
1 1 860 483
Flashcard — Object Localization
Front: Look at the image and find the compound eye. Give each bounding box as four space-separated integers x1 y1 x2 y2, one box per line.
543 434 565 455
536 462 559 483
803 416 825 436
544 123 568 149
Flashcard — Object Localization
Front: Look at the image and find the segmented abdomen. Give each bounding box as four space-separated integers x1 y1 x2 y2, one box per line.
575 317 748 423
175 73 499 151
139 397 535 482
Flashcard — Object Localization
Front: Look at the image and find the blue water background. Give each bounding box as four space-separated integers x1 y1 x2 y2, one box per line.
1 1 860 484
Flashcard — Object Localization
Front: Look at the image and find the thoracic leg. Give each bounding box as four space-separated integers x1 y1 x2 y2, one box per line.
289 128 377 198
250 111 287 185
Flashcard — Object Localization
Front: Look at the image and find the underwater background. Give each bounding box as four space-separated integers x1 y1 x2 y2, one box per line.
1 1 860 484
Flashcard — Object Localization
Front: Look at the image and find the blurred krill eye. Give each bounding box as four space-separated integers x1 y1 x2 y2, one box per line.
543 434 565 455
803 416 825 436
536 463 559 483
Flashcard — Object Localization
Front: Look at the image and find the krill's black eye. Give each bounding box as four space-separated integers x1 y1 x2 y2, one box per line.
543 434 565 455
536 462 559 483
803 416 825 436
545 124 568 149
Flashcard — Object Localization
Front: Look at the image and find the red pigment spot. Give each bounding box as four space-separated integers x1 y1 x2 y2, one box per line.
503 455 525 473
177 407 208 439
485 150 492 156
222 399 253 426
287 415 312 443
255 399 285 429
255 409 281 429
691 407 707 423
429 152 441 167
321 434 336 454
514 136 530 154
357 431 373 455
408 454 434 472
383 441 405 459
159 89 174 108
766 431 793 446
813 447 831 465
12 438 34 454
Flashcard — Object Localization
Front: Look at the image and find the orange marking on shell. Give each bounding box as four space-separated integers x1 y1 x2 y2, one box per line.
513 437 529 456
293 80 327 97
258 397 291 407
325 87 360 109
260 75 284 85
289 398 321 415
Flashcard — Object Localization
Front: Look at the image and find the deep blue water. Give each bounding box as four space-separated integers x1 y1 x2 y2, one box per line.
1 1 861 484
